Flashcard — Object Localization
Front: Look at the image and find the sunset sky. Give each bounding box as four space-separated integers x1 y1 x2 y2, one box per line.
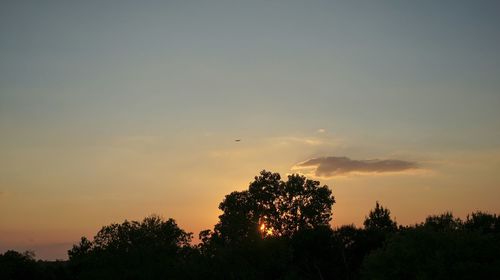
1 0 499 260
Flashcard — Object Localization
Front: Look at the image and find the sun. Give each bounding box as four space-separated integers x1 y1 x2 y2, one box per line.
259 222 274 236
260 223 266 232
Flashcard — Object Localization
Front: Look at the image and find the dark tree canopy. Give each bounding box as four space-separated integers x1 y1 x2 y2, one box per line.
69 215 191 258
423 212 463 232
214 170 335 244
0 250 37 280
363 201 397 232
464 211 500 234
362 225 500 279
3 171 500 280
68 215 192 279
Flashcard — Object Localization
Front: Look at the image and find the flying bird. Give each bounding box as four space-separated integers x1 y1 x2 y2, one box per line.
235 139 241 142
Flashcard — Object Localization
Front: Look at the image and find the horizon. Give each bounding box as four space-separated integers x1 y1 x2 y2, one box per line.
1 0 500 260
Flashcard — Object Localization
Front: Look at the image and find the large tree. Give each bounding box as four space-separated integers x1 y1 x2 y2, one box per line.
68 215 192 279
213 170 335 244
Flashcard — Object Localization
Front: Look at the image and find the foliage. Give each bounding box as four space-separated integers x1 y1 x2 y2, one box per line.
423 212 463 231
2 171 500 280
464 211 500 234
67 215 192 279
361 212 500 280
363 201 397 232
213 170 335 245
0 250 37 280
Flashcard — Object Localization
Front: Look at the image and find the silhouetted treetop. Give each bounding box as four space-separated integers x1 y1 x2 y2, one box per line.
424 212 462 231
214 170 335 244
3 196 500 280
5 170 500 280
464 211 500 234
67 215 192 279
363 201 397 232
69 215 191 259
0 250 38 280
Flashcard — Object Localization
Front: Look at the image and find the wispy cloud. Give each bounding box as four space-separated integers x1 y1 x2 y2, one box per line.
293 156 419 178
270 135 340 147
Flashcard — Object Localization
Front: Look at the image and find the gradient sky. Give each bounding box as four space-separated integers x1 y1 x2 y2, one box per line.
1 0 500 260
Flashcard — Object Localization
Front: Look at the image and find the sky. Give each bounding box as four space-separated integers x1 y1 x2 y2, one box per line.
1 0 499 260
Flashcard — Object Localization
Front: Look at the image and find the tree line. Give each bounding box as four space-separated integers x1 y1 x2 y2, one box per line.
2 170 500 279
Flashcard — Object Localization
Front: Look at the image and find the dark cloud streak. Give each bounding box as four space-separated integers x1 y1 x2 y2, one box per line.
295 156 418 177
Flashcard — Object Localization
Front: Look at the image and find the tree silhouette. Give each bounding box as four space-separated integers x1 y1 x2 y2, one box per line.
0 250 37 280
464 211 499 234
68 215 192 279
362 218 500 279
424 212 462 231
363 201 397 232
3 170 500 280
213 170 335 244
